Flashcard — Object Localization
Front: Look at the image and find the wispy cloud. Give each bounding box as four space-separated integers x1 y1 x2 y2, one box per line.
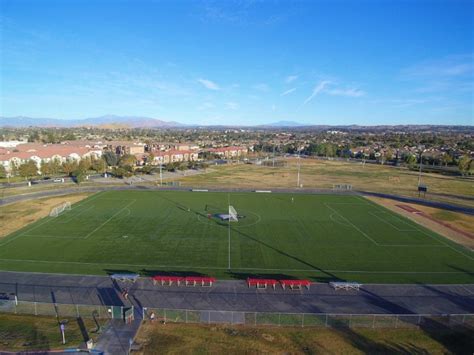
285 75 298 83
253 83 270 92
402 54 474 78
225 101 239 110
326 88 365 97
280 88 296 96
303 80 331 104
197 102 215 111
197 78 220 90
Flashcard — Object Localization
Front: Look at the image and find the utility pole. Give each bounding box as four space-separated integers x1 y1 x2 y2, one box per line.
418 149 426 187
296 152 301 188
159 163 163 186
272 145 275 167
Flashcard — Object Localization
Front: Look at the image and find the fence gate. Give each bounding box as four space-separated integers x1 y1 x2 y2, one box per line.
124 307 134 324
108 306 122 319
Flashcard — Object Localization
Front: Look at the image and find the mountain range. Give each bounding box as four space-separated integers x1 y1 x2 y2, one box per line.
0 115 309 128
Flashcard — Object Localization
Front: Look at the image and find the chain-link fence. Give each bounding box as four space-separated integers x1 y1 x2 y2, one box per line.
0 299 122 320
142 308 474 329
1 300 472 329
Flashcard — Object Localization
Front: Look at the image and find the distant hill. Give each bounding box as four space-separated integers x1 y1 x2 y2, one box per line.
260 120 307 127
0 115 186 128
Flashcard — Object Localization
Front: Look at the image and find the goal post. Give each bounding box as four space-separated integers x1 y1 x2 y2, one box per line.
228 205 238 222
49 201 71 217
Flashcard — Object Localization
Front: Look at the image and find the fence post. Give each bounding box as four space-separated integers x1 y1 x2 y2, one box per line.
417 315 422 326
14 300 17 314
164 309 167 323
372 314 375 328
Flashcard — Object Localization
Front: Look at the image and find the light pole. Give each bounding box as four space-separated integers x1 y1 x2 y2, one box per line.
418 149 427 187
296 151 301 188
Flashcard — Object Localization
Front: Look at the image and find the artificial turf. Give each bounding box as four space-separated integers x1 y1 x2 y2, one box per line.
0 190 473 283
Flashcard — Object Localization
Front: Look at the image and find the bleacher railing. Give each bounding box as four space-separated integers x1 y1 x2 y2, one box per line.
1 300 472 329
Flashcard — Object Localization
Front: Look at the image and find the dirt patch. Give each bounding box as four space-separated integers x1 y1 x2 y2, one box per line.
367 196 474 249
0 193 92 238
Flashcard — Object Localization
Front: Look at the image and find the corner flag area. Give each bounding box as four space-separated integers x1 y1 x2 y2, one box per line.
0 190 472 284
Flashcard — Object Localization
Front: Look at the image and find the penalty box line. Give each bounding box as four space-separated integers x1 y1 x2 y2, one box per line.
0 192 106 248
324 203 379 246
83 199 136 240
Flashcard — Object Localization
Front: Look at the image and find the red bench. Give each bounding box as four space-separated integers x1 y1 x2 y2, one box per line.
185 276 216 287
247 278 278 289
152 276 184 286
280 279 311 290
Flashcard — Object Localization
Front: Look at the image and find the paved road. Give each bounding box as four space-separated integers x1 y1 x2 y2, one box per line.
0 271 473 315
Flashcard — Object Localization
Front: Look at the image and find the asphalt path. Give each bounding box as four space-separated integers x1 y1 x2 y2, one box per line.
0 271 473 315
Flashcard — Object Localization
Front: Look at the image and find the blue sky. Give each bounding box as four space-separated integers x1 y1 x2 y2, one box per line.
0 0 473 125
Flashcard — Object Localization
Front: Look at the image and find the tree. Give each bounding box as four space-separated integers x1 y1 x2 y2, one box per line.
72 168 86 184
40 161 53 177
92 158 107 174
458 155 472 176
119 154 137 167
62 161 78 176
405 154 417 168
19 160 38 180
147 152 155 165
103 151 119 167
0 165 7 179
78 157 92 172
441 153 453 167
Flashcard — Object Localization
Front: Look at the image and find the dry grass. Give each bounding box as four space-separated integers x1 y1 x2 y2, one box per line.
0 193 92 238
0 314 100 351
178 159 474 207
134 322 474 355
368 197 474 249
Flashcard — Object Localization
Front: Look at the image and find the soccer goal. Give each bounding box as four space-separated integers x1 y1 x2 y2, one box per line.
228 205 239 222
49 201 71 217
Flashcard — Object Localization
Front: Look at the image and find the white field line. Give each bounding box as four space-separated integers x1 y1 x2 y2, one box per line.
59 205 95 224
21 234 85 239
83 199 136 240
0 191 105 247
324 203 379 246
411 224 474 261
0 216 58 247
362 195 474 261
369 211 417 232
0 257 471 275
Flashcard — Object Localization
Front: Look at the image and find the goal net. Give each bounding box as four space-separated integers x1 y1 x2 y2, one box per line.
49 201 71 217
228 205 238 222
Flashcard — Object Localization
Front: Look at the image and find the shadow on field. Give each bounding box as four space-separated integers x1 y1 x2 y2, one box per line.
139 269 208 278
229 226 342 282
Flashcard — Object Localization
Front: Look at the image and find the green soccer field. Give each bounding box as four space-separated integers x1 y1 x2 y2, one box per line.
0 190 473 283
